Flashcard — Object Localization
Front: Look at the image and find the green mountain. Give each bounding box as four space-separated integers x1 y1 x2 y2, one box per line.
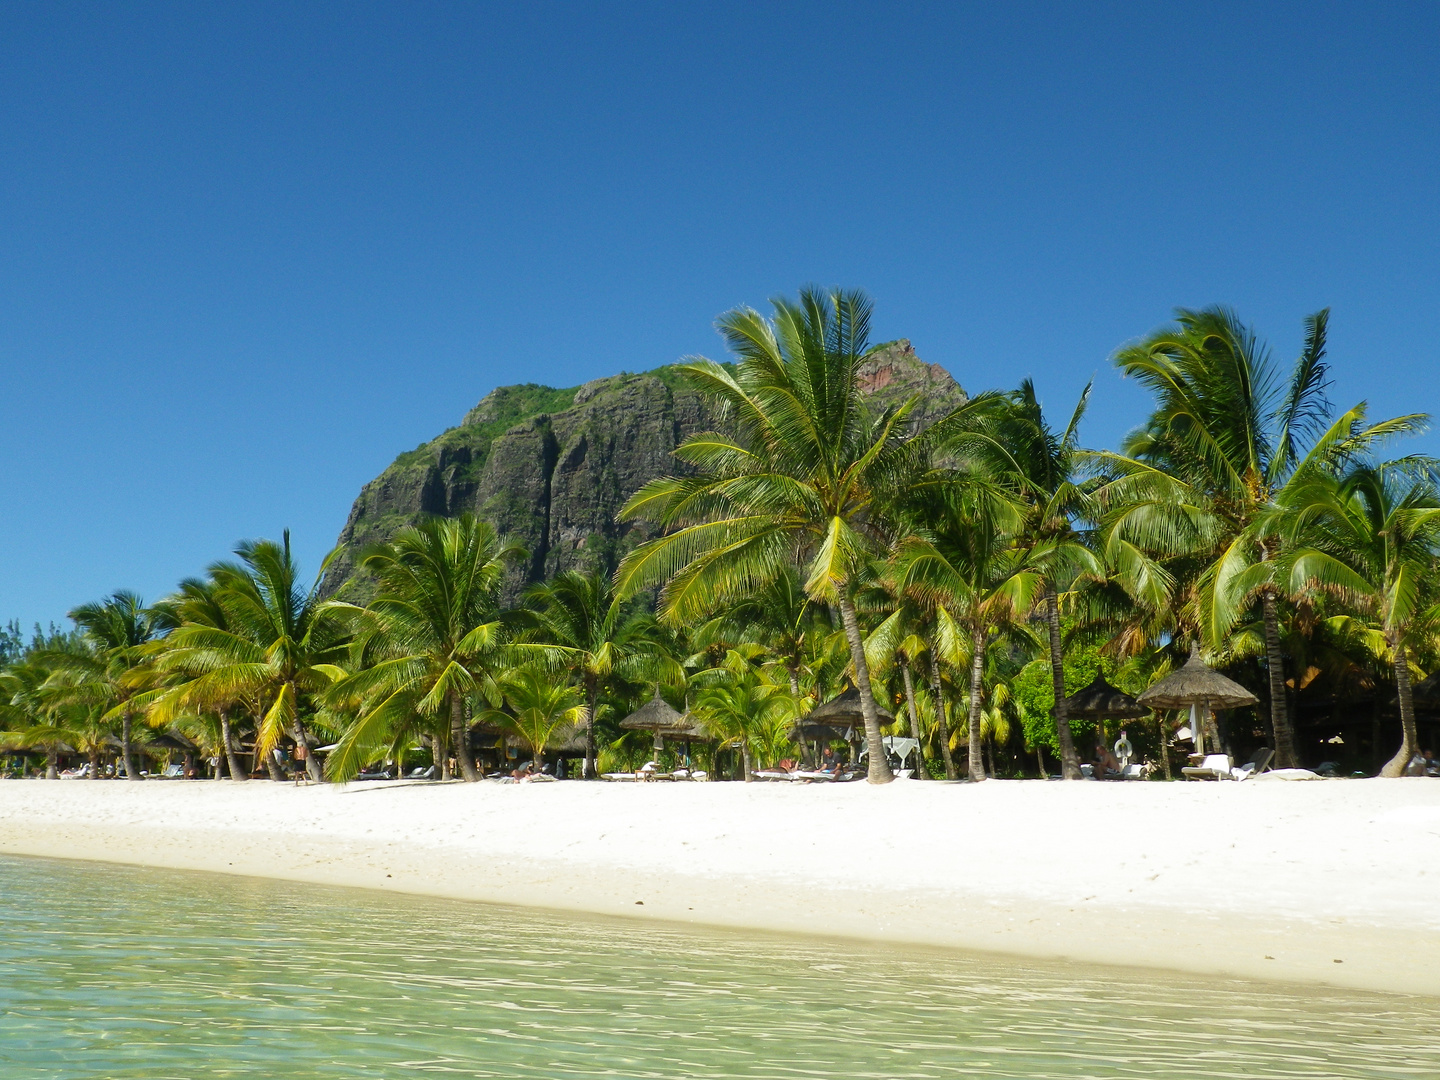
326 340 966 599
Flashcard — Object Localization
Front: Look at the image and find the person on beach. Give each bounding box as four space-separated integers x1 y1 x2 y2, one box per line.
1094 737 1122 779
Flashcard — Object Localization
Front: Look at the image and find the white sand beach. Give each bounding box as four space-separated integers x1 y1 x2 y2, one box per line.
2 777 1438 996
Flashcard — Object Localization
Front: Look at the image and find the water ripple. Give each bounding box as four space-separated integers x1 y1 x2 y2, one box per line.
0 854 1435 1078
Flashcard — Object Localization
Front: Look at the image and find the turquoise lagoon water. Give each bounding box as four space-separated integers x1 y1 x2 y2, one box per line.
1 854 1436 1078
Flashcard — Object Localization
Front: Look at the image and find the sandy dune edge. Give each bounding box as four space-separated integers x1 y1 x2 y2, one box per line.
2 777 1437 996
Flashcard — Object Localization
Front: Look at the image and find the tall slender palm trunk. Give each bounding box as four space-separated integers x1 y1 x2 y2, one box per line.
900 659 927 778
788 669 809 767
430 732 449 779
1381 640 1420 777
837 594 893 784
450 692 480 781
220 710 247 782
120 710 140 780
583 676 598 780
1260 591 1298 767
928 648 957 780
967 624 987 781
1043 585 1082 779
89 747 102 779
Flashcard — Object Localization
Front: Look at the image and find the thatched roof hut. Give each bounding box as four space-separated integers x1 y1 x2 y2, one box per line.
1065 674 1146 720
807 686 894 726
619 691 692 734
620 691 694 753
1137 648 1259 711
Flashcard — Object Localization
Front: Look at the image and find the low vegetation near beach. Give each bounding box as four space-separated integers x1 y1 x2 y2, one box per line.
4 287 1439 787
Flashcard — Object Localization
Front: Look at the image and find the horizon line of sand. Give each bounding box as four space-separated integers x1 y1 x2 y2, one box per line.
2 777 1438 997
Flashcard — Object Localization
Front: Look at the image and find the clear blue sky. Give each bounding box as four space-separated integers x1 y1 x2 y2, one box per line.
2 2 1438 630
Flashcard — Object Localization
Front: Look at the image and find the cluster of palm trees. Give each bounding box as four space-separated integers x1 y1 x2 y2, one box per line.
4 288 1438 784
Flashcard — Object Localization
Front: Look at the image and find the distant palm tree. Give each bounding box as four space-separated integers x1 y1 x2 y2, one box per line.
161 534 345 782
521 569 670 779
894 488 1042 780
0 654 80 778
995 379 1102 780
1283 462 1440 776
619 286 993 783
691 646 794 781
48 592 162 780
148 576 254 781
1104 307 1421 767
326 515 524 782
482 666 585 772
862 576 933 777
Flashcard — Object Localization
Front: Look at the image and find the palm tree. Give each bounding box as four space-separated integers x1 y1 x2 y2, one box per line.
148 577 254 781
894 487 1042 780
161 533 346 783
0 654 78 778
862 577 933 777
483 666 585 771
691 646 795 781
1105 307 1420 767
521 569 670 780
994 379 1102 780
618 286 992 783
49 592 162 780
1282 461 1440 776
325 515 524 782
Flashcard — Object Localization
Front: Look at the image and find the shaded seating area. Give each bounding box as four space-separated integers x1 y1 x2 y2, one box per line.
1138 646 1260 776
1064 674 1148 779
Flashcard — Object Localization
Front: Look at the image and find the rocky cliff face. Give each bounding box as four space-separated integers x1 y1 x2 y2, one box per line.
326 340 964 600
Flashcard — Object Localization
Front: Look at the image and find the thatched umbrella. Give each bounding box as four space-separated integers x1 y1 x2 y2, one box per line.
1065 675 1145 722
804 686 894 762
619 690 693 762
1137 646 1258 755
808 686 894 727
1065 674 1147 768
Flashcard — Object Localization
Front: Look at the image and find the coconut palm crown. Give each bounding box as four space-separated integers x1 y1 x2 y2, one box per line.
617 286 994 783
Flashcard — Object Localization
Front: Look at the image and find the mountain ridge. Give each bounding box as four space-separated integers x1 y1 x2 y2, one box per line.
326 340 966 600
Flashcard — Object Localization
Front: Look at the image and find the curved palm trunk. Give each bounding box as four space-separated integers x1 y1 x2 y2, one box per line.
120 710 140 781
967 624 987 781
928 649 957 780
220 710 247 782
900 659 926 778
837 594 893 784
583 676 598 780
1261 591 1298 768
450 692 480 782
1044 585 1082 780
291 722 322 782
286 682 323 783
89 746 102 780
1381 640 1420 777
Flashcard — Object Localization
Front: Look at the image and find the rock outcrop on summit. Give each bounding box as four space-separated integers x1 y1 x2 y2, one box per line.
326 341 965 600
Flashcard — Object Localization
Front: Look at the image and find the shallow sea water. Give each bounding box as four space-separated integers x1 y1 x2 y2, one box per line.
1 854 1437 1078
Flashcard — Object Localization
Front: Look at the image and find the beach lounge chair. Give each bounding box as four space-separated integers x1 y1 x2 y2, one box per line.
1182 753 1233 781
1231 746 1275 780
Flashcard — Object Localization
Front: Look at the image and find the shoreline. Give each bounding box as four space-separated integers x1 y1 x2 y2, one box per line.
2 777 1438 996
